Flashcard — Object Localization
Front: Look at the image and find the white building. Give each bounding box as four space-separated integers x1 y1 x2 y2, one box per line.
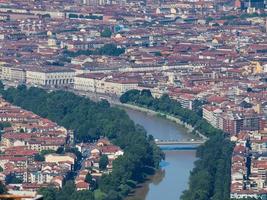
2 65 26 83
230 192 263 199
45 153 76 165
203 105 223 129
26 67 75 87
74 73 139 95
175 94 195 110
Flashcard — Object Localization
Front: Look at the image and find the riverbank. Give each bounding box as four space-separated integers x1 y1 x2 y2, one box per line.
125 169 165 200
117 103 208 140
121 107 198 200
119 90 233 200
124 150 197 200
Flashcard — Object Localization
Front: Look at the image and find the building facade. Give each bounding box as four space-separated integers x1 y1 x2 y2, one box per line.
26 68 75 87
74 73 138 95
2 65 26 83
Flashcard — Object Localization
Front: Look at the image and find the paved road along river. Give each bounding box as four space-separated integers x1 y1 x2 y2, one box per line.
123 108 197 200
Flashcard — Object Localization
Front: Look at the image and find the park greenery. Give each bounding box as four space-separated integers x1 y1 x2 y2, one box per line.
0 84 163 200
38 181 95 200
0 122 11 141
206 12 267 24
0 122 11 130
120 89 221 137
68 13 103 20
120 89 235 200
101 27 112 38
63 43 125 58
5 173 23 184
99 155 109 171
0 181 6 194
181 135 234 200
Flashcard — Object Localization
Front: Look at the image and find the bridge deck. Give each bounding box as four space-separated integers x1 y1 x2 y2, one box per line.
155 140 205 145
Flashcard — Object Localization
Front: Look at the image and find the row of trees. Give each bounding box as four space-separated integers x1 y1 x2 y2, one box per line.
68 13 103 20
181 135 234 200
1 85 164 200
63 43 125 58
39 181 95 200
0 122 11 141
120 89 222 137
120 89 235 200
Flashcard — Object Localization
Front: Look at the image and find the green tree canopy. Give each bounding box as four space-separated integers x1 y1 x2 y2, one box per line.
1 86 163 199
101 27 112 37
120 89 234 200
99 155 109 171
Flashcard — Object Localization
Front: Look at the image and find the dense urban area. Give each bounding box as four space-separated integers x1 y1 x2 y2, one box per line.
0 0 267 200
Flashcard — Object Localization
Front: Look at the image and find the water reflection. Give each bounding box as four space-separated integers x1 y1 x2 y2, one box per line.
126 170 165 200
159 160 169 168
150 169 165 186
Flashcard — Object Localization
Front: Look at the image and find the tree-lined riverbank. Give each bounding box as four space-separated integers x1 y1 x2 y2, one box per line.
0 85 164 200
120 89 234 200
117 103 207 140
123 108 197 200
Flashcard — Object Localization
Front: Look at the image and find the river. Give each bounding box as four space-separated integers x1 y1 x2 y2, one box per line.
123 108 197 200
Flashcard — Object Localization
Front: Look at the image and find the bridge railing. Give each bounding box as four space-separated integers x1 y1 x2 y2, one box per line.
154 139 206 145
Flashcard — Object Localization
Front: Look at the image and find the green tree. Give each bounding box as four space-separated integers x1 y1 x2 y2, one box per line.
41 149 56 156
0 181 6 194
5 174 23 184
85 172 97 189
120 89 234 200
38 186 57 200
0 122 11 130
1 85 164 199
69 13 78 18
101 27 112 37
99 155 109 171
96 44 125 56
85 173 93 184
56 146 64 154
0 81 4 92
57 181 76 200
34 153 45 162
70 190 95 200
106 190 121 200
94 189 107 200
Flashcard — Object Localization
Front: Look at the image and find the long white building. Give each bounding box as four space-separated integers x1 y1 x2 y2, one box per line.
26 67 75 87
74 73 139 95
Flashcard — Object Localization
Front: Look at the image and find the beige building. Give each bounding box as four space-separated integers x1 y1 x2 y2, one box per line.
26 67 75 87
45 153 76 165
2 65 26 83
74 73 139 95
203 105 223 129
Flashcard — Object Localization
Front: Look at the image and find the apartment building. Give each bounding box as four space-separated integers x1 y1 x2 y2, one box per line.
203 105 223 129
222 112 262 135
2 65 26 83
175 94 195 110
